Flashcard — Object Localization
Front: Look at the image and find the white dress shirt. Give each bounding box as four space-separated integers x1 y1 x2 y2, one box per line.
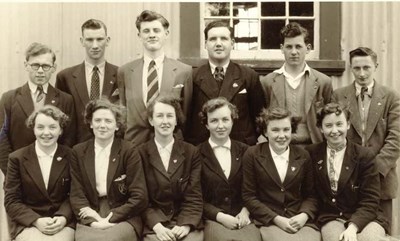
269 145 290 183
94 140 113 197
85 60 106 97
142 54 165 105
209 138 232 179
28 81 49 101
35 141 58 190
155 138 174 171
326 146 346 183
274 63 311 89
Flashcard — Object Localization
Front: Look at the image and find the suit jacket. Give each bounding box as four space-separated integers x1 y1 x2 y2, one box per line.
4 144 74 239
305 141 388 232
185 61 265 146
200 140 249 220
242 143 318 228
55 61 119 143
138 139 203 234
260 67 333 144
0 83 76 175
70 138 148 236
117 57 193 147
333 82 400 199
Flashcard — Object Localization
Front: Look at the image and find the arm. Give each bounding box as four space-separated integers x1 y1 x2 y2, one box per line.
117 67 127 106
61 94 77 147
298 154 318 220
248 70 266 127
0 93 13 175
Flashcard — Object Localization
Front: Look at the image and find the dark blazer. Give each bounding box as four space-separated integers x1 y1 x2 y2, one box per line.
199 140 248 220
55 62 119 143
69 138 148 235
4 144 74 239
138 139 203 234
242 143 318 228
260 68 333 143
305 141 388 232
117 57 193 147
185 61 265 146
0 83 76 174
333 82 400 199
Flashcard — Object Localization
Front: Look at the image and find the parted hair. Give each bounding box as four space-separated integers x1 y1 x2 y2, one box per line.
256 107 300 136
147 95 185 128
135 10 169 31
199 97 238 126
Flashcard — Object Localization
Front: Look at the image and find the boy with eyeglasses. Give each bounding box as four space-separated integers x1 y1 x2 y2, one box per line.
0 42 76 175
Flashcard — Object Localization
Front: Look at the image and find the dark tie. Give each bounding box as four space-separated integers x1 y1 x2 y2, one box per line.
214 66 224 88
36 85 45 103
360 87 368 101
328 149 337 193
147 60 159 105
90 66 100 100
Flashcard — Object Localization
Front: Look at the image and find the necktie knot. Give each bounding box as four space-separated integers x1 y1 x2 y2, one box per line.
149 60 156 69
36 85 45 103
214 66 224 88
360 86 368 101
93 66 99 72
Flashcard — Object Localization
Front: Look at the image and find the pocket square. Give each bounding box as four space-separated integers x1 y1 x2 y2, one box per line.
173 84 184 89
111 89 119 97
114 174 127 182
238 89 247 94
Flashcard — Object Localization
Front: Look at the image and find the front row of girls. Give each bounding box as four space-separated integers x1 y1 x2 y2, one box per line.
4 96 388 241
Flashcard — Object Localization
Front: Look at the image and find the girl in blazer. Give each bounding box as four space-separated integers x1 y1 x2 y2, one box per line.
199 97 261 241
70 99 148 241
242 107 320 241
138 95 203 241
4 105 75 241
305 102 388 241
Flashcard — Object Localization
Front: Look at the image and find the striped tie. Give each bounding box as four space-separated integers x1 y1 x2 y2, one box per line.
147 60 159 105
36 85 45 103
214 66 224 89
90 66 100 100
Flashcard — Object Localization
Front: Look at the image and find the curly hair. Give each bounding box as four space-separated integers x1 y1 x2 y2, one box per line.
199 97 238 126
316 102 351 128
147 95 185 129
135 10 169 31
280 22 310 45
256 107 300 137
26 105 69 129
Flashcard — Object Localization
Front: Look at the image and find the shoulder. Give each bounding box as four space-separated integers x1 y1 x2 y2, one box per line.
57 63 82 76
309 68 332 83
9 145 31 159
176 139 197 152
375 83 400 100
231 61 257 75
51 85 73 99
193 63 210 76
260 71 280 84
105 62 118 70
290 144 310 158
1 87 19 101
119 59 141 70
166 58 192 71
72 139 92 152
231 140 249 152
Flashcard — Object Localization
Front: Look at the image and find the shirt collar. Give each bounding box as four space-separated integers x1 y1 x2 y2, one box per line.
355 81 374 97
269 145 290 161
35 141 57 158
154 138 175 153
85 61 106 75
28 81 49 94
208 138 231 150
144 54 165 68
273 63 311 77
94 139 114 153
209 61 229 74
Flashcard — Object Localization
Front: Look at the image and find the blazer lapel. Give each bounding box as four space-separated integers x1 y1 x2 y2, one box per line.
271 74 286 107
314 142 332 192
147 140 170 179
102 62 117 98
82 140 97 193
167 140 185 177
130 59 148 124
22 144 49 198
72 63 90 106
200 142 227 182
15 83 34 117
337 143 357 195
345 84 364 138
160 57 177 94
197 64 220 99
365 83 386 141
219 62 244 101
44 85 59 106
228 141 242 182
257 145 282 187
304 70 319 113
47 146 68 193
283 147 305 186
106 139 122 193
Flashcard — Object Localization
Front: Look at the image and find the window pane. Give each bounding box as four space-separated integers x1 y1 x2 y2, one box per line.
261 2 285 16
261 20 286 49
233 2 258 18
289 20 314 48
205 2 230 17
289 2 314 16
233 19 258 50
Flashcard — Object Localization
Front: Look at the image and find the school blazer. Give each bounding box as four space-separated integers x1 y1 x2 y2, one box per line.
242 143 318 228
305 141 388 232
4 144 74 239
199 140 249 220
0 83 76 175
137 139 203 234
333 82 400 199
117 57 193 147
260 68 333 144
56 62 119 143
185 61 265 146
69 138 148 235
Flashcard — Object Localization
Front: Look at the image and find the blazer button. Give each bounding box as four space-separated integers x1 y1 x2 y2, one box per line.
224 197 230 202
169 209 174 214
284 208 287 212
339 212 343 216
281 188 285 192
332 198 336 203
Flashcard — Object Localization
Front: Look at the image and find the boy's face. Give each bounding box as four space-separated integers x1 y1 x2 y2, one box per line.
281 35 311 68
138 20 169 52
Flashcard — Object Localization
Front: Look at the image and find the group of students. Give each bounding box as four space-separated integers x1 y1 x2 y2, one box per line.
1 8 399 241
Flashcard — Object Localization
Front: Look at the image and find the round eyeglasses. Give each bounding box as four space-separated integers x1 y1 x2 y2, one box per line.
28 63 54 71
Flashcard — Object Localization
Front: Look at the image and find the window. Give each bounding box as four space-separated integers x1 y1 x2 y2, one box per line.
200 2 319 60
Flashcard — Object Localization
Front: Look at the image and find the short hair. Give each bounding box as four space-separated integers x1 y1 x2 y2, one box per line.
26 105 69 129
280 22 310 45
135 10 169 31
256 107 299 136
199 97 238 126
25 42 56 63
349 47 378 64
84 98 126 137
204 20 234 40
147 95 185 129
81 19 108 36
316 102 350 128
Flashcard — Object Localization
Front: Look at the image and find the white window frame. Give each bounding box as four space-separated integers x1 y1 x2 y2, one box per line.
200 1 320 60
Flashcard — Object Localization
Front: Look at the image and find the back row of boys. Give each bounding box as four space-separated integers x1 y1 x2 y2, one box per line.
0 10 399 228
